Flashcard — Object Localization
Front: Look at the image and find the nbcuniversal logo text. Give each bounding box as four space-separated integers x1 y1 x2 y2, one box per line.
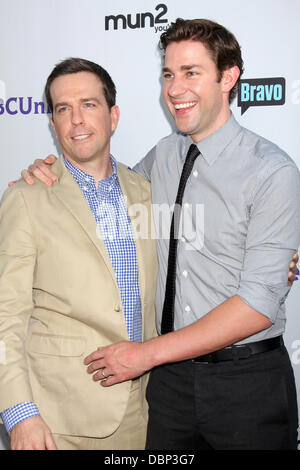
0 79 50 117
0 97 51 116
105 3 170 33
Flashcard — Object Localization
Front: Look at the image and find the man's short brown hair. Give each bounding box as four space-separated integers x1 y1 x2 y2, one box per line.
45 57 116 113
160 19 244 103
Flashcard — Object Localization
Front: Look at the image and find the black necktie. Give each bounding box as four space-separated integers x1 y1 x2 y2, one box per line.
161 144 200 334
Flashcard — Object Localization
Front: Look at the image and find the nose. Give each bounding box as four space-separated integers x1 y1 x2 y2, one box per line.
71 106 85 126
165 76 187 98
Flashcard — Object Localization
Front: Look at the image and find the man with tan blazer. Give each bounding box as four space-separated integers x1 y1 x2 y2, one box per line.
0 58 157 450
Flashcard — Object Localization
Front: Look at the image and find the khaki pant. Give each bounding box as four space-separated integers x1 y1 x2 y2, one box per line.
52 379 147 450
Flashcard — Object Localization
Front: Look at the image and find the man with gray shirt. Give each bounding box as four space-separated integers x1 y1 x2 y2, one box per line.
85 19 300 450
20 19 300 449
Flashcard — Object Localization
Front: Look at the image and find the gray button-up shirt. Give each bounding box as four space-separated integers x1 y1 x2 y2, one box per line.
134 114 300 343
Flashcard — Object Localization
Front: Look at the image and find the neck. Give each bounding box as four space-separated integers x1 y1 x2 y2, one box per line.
192 108 231 144
64 155 113 182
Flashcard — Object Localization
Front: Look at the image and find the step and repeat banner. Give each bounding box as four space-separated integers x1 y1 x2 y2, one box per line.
0 0 300 449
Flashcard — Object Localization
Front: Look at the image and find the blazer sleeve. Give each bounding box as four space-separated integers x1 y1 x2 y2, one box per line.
0 187 36 412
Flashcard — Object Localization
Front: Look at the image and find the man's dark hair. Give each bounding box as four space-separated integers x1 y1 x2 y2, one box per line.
160 18 244 103
45 57 116 113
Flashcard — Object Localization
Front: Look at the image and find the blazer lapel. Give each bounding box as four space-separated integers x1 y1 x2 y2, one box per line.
117 163 150 336
51 157 117 284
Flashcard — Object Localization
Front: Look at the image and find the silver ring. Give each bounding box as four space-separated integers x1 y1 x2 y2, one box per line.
101 369 107 379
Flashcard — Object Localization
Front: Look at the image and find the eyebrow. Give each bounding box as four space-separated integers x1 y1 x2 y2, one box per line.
80 97 101 103
162 64 202 73
54 97 101 111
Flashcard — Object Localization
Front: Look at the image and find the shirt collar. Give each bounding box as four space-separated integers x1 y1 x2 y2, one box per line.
185 113 242 166
63 154 118 192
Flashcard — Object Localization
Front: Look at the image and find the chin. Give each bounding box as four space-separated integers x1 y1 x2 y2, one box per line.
74 151 94 160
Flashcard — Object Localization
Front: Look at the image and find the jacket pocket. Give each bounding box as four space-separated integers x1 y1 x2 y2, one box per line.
28 333 85 357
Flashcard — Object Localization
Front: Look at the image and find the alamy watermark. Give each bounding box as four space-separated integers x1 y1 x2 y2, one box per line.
95 200 205 251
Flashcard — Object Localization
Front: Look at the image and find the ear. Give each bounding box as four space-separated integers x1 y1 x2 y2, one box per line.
50 116 57 138
110 105 120 133
221 66 240 94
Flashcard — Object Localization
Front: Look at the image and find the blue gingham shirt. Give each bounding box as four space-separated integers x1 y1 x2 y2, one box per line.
1 155 142 433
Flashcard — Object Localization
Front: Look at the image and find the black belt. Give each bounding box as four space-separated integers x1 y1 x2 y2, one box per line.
192 336 282 364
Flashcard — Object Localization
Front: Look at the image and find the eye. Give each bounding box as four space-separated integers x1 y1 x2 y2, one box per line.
57 106 68 113
163 72 173 80
84 102 95 108
186 71 197 77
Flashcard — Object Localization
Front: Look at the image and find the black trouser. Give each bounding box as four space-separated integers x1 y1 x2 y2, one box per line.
146 345 298 450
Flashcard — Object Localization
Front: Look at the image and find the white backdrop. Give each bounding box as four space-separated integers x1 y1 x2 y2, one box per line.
0 0 299 449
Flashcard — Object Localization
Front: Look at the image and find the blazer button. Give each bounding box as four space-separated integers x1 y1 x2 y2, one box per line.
114 305 121 312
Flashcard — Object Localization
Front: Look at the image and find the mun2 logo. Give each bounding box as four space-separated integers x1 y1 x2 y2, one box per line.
105 3 169 33
238 77 286 115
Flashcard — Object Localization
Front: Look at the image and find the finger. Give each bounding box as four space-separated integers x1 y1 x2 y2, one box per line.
84 349 105 365
28 162 56 183
8 180 20 187
29 167 55 186
288 265 298 280
92 367 112 382
45 434 57 450
86 359 106 374
289 261 296 271
44 154 57 165
100 375 121 387
293 252 299 263
32 442 47 450
23 436 47 450
32 156 56 167
29 161 57 183
31 158 45 167
288 275 298 286
21 170 35 185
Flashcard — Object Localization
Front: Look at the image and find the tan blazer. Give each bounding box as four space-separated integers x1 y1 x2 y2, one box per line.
0 157 157 438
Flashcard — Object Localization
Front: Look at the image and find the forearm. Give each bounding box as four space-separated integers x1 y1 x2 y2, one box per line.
143 295 272 369
85 295 272 386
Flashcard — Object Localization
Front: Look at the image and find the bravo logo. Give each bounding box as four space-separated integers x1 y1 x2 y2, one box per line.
238 77 286 115
105 3 169 33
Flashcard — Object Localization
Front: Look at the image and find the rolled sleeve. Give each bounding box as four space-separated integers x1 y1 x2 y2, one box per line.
237 164 300 323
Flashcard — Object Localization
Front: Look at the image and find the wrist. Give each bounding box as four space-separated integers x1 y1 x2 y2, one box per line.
142 335 168 370
1 402 40 434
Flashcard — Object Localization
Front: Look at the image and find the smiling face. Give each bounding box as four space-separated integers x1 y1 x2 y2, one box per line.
162 40 239 142
50 71 119 167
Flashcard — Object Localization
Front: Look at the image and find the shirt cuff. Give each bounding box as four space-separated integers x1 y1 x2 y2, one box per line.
237 279 289 323
1 402 40 434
